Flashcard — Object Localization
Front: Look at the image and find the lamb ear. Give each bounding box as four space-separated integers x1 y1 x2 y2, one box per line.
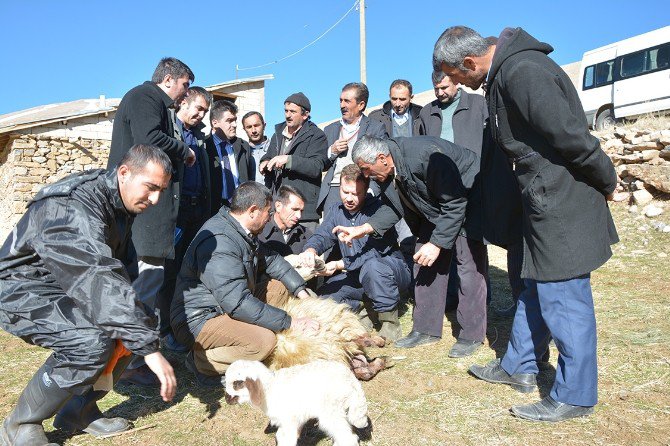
245 377 266 408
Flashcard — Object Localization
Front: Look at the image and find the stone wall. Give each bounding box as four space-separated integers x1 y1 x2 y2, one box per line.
0 135 109 240
15 112 115 141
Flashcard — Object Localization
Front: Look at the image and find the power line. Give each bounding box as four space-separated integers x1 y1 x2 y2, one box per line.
236 0 360 73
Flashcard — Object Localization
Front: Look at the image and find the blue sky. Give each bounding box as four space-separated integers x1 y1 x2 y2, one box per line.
0 0 667 127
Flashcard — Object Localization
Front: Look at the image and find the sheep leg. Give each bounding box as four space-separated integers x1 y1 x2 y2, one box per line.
350 354 387 381
275 423 299 446
353 334 386 348
319 416 359 446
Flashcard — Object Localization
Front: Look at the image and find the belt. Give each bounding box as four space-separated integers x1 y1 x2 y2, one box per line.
181 195 204 206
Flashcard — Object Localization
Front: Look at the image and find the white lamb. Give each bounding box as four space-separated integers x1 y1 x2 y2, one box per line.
224 359 369 446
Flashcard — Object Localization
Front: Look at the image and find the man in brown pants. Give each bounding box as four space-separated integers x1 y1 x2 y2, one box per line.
170 181 318 386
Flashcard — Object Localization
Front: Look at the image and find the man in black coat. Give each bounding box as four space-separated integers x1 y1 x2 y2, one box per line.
170 182 318 387
258 185 312 257
106 57 195 385
317 82 388 216
260 92 329 230
369 79 425 138
0 145 177 444
433 26 618 422
335 136 480 349
205 100 255 214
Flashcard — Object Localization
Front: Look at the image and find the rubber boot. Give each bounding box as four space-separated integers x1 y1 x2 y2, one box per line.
377 309 402 342
54 354 132 437
1 365 72 446
357 306 375 331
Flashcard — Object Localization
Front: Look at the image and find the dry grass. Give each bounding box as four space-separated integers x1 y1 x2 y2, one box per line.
1 202 669 445
614 112 670 132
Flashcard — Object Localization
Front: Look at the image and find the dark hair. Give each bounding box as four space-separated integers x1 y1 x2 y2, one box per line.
182 86 212 107
342 82 369 107
241 111 265 126
151 57 195 84
210 100 238 123
118 144 172 176
340 163 369 186
230 181 272 213
432 26 490 71
276 184 306 205
432 70 447 85
390 79 413 95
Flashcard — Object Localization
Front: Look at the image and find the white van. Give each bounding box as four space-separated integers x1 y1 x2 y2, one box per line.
578 26 670 130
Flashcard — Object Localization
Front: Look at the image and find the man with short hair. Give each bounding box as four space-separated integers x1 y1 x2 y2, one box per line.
242 111 271 184
418 71 490 358
317 82 387 216
335 136 480 351
259 185 312 257
433 26 618 421
369 79 424 137
206 100 255 213
301 164 411 341
170 182 318 387
0 145 177 444
157 87 212 352
107 57 196 386
260 92 329 230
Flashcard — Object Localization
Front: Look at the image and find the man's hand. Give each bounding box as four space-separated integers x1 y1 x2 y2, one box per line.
330 139 349 156
298 248 318 269
185 148 196 167
266 155 289 171
144 352 177 402
290 317 320 335
259 160 270 174
318 260 341 277
413 242 441 267
332 223 373 246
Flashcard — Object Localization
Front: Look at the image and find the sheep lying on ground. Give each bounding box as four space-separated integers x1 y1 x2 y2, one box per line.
225 359 368 446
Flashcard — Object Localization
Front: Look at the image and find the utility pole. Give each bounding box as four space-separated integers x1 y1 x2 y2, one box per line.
359 0 366 84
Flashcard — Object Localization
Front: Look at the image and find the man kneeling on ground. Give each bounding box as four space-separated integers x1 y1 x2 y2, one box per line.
299 164 411 341
170 181 319 387
0 144 177 445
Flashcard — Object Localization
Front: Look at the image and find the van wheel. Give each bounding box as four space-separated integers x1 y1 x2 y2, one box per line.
595 108 616 131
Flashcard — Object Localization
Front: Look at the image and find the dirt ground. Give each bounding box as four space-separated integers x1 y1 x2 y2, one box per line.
0 202 669 446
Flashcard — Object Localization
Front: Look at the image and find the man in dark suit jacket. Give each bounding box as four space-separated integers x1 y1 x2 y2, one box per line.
336 136 481 350
205 100 255 214
260 92 329 231
434 26 618 422
317 82 388 216
106 57 195 386
369 79 425 137
157 87 212 351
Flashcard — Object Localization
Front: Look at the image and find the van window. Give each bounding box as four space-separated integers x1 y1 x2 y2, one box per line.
620 51 646 78
583 65 595 89
618 43 670 79
649 43 670 70
595 60 614 86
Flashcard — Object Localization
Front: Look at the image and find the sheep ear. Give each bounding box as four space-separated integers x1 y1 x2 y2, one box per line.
245 377 266 407
232 380 245 391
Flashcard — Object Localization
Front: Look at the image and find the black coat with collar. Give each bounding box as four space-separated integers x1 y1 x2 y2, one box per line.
205 134 255 216
369 101 425 137
487 27 618 281
260 120 329 221
170 207 306 347
258 217 312 257
316 114 388 213
368 137 479 250
107 81 191 259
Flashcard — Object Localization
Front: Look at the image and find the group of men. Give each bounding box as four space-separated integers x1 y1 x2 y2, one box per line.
0 23 619 446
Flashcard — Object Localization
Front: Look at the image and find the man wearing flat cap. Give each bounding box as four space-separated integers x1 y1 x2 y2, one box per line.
260 92 329 230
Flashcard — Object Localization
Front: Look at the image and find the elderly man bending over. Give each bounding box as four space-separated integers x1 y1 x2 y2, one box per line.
171 181 318 387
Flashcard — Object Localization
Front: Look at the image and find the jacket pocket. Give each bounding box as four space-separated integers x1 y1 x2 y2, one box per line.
523 165 556 214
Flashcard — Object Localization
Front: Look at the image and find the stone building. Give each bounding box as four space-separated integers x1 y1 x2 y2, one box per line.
0 74 273 240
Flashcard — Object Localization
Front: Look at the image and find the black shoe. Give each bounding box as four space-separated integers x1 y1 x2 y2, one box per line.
1 365 71 446
394 331 440 349
448 338 483 358
118 364 159 387
185 351 226 387
53 389 131 437
511 396 594 422
468 358 537 393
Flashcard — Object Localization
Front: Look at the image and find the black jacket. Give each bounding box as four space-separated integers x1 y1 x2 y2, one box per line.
0 169 159 356
205 134 255 215
258 217 312 257
261 121 329 221
107 81 190 259
368 137 479 250
170 208 307 347
419 91 488 241
317 114 388 213
369 101 425 137
487 28 618 280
